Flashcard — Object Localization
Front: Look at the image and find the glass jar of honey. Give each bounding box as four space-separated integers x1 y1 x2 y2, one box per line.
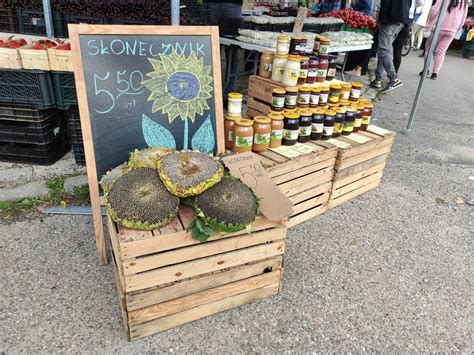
268 112 284 148
233 118 254 153
224 114 239 150
259 50 274 79
252 116 272 152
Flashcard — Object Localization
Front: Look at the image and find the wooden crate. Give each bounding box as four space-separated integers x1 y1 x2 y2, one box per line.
0 45 23 69
48 46 73 71
247 75 342 117
19 44 51 70
328 125 396 208
256 141 337 227
108 205 287 341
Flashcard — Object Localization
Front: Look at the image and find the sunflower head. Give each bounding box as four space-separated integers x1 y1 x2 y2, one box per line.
144 49 213 123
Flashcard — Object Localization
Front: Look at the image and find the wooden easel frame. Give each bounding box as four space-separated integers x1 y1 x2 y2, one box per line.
69 24 224 265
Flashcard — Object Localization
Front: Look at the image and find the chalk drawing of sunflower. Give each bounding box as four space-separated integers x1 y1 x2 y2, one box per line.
144 49 213 124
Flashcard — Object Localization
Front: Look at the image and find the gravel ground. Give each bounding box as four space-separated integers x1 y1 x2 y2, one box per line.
1 52 472 353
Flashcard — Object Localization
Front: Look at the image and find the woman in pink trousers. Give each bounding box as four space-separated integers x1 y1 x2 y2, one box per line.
421 0 468 79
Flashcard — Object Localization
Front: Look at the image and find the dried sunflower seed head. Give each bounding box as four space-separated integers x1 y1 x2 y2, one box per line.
100 163 130 193
128 147 173 169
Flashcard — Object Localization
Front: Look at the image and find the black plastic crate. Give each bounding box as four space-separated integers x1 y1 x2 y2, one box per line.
52 72 77 109
72 141 86 165
0 131 70 165
302 23 324 33
0 110 66 144
109 17 157 25
16 8 65 37
271 23 294 33
181 4 210 26
0 69 55 109
62 13 108 37
0 7 17 33
0 102 55 120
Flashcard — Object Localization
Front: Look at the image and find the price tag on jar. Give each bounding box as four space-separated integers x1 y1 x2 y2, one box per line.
222 152 293 221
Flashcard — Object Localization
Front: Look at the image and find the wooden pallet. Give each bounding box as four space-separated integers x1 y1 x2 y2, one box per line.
247 75 342 117
327 125 396 208
108 205 287 341
256 141 337 227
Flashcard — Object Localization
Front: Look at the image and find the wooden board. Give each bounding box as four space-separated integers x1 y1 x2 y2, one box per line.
69 24 225 265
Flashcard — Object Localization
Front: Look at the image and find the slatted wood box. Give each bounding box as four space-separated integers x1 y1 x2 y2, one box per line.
247 75 342 117
19 44 51 70
327 125 396 208
256 142 337 227
48 46 73 72
107 205 287 341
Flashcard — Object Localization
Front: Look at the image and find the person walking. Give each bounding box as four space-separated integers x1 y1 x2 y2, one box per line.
318 0 343 13
411 0 433 49
421 0 468 79
370 0 413 93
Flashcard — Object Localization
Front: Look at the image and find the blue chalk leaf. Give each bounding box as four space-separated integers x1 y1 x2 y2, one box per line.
191 115 215 154
142 114 176 149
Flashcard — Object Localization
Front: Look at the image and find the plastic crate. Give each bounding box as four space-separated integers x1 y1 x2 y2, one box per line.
52 72 77 109
0 69 55 109
0 102 55 120
72 141 86 165
0 7 18 33
181 4 210 26
109 17 157 25
0 131 70 165
16 9 65 37
62 13 108 37
302 23 324 33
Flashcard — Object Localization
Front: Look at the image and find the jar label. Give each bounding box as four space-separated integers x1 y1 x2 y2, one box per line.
298 93 310 104
299 69 308 78
351 88 361 99
270 129 283 140
342 91 350 100
323 126 334 136
312 122 324 133
295 43 307 52
330 91 340 98
334 122 343 133
264 63 272 72
283 129 299 140
316 69 327 78
286 68 299 79
254 132 270 145
343 121 354 131
327 68 336 77
299 126 311 136
234 135 253 148
228 101 241 114
310 94 320 104
362 115 371 125
308 68 317 77
319 44 329 54
285 95 297 106
272 96 285 108
319 93 329 104
228 130 234 142
354 118 362 127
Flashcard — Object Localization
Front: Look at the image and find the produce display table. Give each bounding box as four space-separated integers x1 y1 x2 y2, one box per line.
108 205 287 341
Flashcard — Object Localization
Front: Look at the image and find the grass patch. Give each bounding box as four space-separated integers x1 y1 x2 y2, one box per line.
74 184 90 200
0 198 41 219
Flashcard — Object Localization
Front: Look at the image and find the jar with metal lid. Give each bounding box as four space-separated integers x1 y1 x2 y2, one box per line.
353 103 365 132
328 100 339 110
271 53 288 82
233 118 254 153
297 36 308 55
252 116 272 152
322 110 336 140
298 109 312 143
259 51 274 79
319 37 331 54
310 108 325 141
297 86 311 108
349 95 359 103
333 108 346 137
284 87 298 109
276 35 289 54
351 82 363 99
316 54 328 82
306 56 319 84
224 114 239 150
282 112 300 146
310 87 321 108
319 85 330 106
283 108 298 115
271 88 286 111
340 83 352 100
358 96 367 104
342 108 356 136
289 36 306 55
227 92 243 117
268 112 285 148
326 57 337 81
282 55 301 86
339 99 350 108
330 83 341 102
361 103 373 131
313 35 321 53
297 56 309 85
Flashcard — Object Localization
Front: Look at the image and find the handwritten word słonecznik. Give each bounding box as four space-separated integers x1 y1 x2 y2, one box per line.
87 40 205 57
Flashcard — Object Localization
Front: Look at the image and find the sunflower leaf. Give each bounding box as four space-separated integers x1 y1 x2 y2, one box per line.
191 115 215 154
142 114 176 149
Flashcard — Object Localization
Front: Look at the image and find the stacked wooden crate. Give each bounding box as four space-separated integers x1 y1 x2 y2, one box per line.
108 205 287 341
256 142 337 227
327 125 396 208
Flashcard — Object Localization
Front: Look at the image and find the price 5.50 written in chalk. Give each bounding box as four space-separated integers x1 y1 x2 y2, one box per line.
93 70 145 114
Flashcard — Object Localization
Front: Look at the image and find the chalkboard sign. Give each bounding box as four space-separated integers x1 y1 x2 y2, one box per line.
69 25 224 265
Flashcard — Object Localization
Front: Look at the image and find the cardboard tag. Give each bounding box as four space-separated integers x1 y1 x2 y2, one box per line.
326 138 351 149
367 125 391 136
293 7 308 33
345 133 372 144
222 152 293 221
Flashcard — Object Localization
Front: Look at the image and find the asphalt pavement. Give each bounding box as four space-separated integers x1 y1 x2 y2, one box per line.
1 51 472 352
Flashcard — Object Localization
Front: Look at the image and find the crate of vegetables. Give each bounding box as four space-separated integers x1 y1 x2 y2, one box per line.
19 38 60 71
47 40 72 72
319 8 377 34
0 36 29 69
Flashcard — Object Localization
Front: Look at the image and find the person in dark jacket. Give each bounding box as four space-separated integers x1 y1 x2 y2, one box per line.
370 0 412 93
